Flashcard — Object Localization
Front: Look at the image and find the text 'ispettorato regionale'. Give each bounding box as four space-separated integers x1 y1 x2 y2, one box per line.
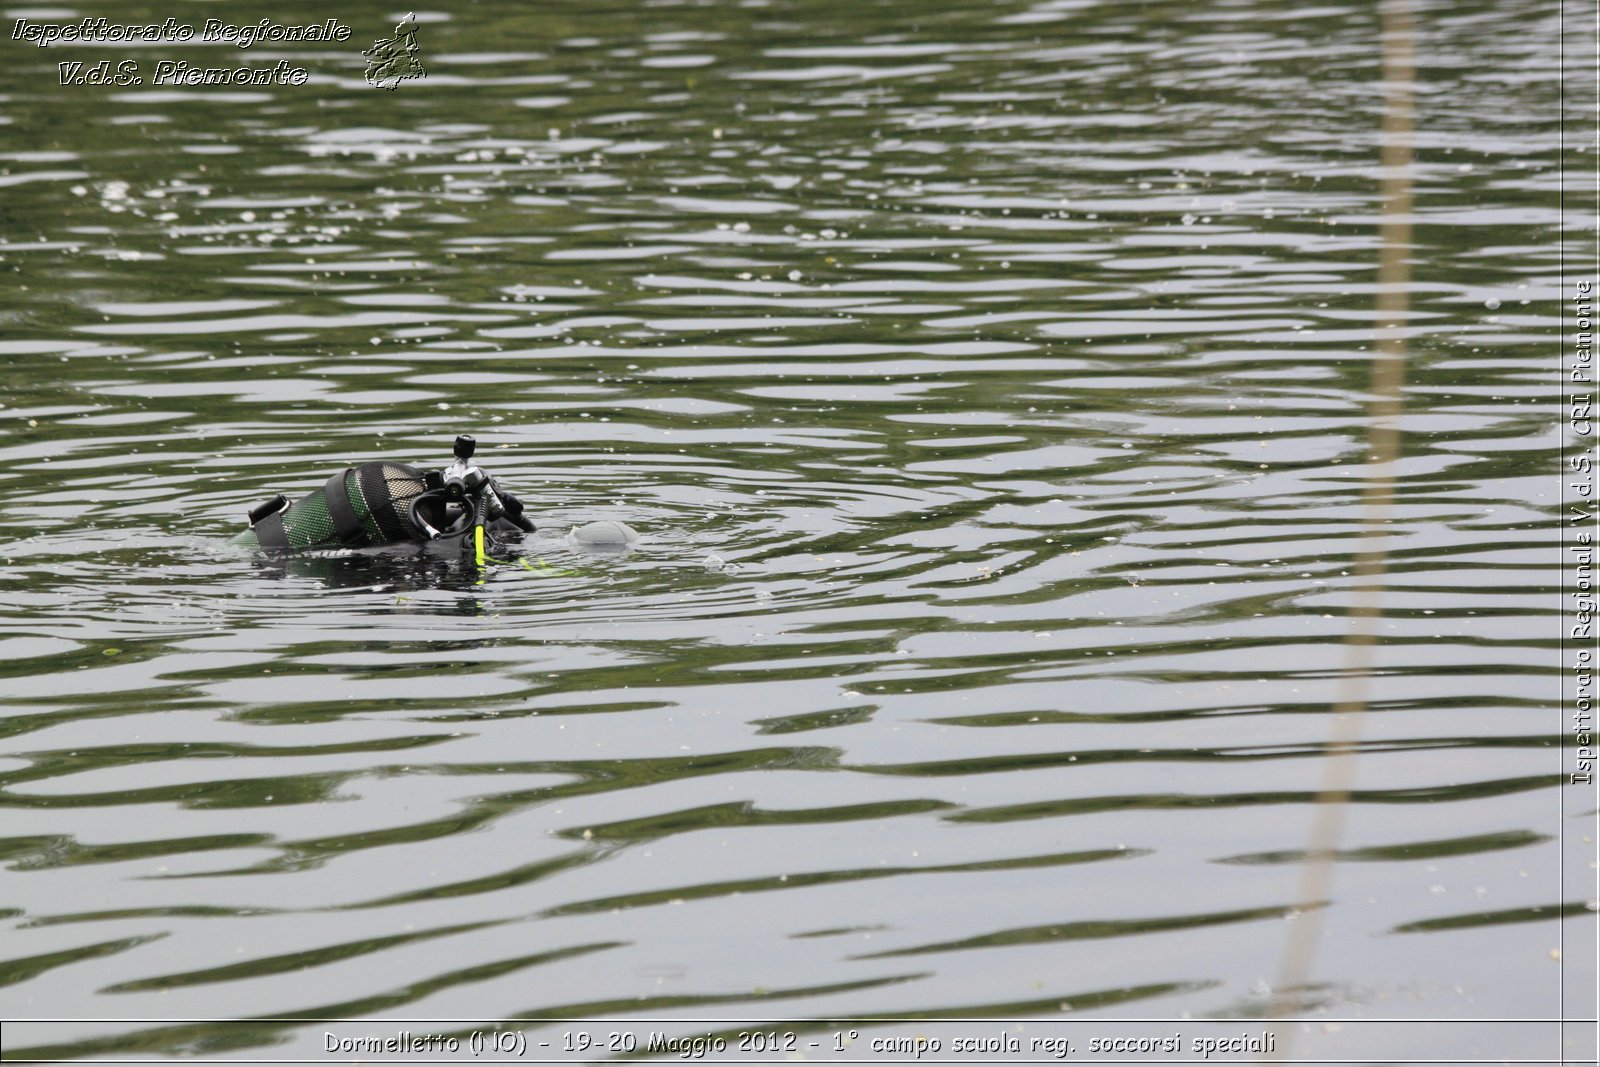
11 17 351 48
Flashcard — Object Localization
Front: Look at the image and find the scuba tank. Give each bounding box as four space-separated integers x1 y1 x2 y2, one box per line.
231 435 535 557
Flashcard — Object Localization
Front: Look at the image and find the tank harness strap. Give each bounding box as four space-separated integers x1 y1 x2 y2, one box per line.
254 510 291 553
247 493 289 527
359 464 408 542
322 468 367 546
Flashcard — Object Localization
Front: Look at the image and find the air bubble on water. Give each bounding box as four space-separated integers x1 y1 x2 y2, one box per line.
1484 298 1501 310
1181 213 1197 225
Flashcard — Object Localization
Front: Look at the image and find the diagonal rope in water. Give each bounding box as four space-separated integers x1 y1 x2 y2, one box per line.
1266 0 1415 1045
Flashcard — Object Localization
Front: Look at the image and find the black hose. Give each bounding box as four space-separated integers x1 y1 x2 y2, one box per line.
408 488 465 540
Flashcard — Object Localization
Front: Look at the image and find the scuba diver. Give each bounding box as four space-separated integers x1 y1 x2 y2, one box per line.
230 434 638 565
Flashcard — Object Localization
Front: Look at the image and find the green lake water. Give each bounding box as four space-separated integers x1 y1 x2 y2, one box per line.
0 0 1593 1060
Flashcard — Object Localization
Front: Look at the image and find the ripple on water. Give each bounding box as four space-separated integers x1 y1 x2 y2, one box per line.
0 0 1581 1059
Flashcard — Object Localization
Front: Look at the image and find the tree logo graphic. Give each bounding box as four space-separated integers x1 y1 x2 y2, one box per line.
363 12 425 90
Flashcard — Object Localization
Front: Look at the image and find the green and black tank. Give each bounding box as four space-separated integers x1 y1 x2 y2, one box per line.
230 462 437 554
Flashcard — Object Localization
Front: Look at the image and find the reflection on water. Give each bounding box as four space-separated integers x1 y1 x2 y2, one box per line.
0 0 1589 1059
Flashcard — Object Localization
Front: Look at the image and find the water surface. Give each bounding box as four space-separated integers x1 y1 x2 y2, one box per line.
0 0 1591 1060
